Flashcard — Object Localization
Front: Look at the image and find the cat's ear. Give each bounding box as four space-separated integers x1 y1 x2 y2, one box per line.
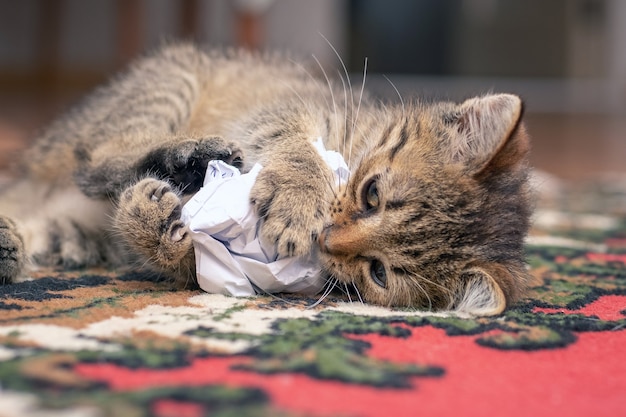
454 267 507 316
444 94 524 173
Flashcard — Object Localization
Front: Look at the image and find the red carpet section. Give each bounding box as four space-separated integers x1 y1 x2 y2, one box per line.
0 177 625 417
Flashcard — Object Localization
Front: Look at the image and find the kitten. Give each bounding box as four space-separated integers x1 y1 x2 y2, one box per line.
0 43 532 315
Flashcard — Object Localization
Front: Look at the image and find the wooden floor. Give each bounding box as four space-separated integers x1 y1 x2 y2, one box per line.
525 113 626 180
1 91 625 181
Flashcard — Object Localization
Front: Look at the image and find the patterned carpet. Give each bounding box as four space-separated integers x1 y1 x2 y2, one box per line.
0 174 625 417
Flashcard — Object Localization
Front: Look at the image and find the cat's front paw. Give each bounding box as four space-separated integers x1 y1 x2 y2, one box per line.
139 137 244 195
115 178 192 267
250 167 327 258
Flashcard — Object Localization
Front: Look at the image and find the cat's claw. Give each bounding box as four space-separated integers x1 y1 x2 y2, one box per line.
150 183 171 201
170 223 187 242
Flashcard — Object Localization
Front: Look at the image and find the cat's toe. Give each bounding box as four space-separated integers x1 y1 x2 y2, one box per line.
125 178 181 218
143 179 174 202
169 220 187 242
222 144 244 169
265 220 319 258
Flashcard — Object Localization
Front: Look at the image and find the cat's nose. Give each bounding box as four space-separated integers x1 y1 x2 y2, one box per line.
318 224 367 256
318 226 331 254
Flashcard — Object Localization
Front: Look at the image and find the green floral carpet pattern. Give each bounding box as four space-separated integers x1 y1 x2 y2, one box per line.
0 177 625 417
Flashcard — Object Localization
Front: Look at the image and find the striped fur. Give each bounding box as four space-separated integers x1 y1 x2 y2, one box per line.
0 43 532 315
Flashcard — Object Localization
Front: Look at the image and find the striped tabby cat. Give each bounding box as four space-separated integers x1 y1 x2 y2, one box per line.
0 43 532 315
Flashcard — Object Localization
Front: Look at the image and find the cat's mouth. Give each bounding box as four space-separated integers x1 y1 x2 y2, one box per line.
316 226 361 287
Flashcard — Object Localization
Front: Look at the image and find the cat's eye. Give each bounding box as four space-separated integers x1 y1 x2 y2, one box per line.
370 260 387 288
363 179 380 211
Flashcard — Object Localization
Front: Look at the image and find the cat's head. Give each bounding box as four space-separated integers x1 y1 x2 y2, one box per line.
318 94 532 316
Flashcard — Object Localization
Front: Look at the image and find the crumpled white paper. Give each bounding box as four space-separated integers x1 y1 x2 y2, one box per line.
181 138 350 296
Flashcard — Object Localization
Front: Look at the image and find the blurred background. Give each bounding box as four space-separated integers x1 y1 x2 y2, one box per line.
0 0 624 179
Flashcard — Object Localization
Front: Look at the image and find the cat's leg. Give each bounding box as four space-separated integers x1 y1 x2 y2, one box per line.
75 134 244 200
135 137 244 194
0 44 238 283
0 179 123 283
114 177 196 286
58 44 243 200
63 45 242 278
75 134 243 284
0 164 200 284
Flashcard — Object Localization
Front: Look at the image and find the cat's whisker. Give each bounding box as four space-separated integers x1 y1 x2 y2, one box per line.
243 271 318 307
311 54 340 154
106 191 119 208
291 68 346 158
401 273 433 311
289 74 337 204
288 58 333 118
181 258 197 290
417 273 454 296
408 270 459 312
344 282 353 303
382 74 405 118
310 155 341 201
315 276 329 294
178 183 191 195
180 266 193 289
319 33 355 162
337 70 349 158
262 289 307 307
319 35 354 105
320 33 354 122
274 76 318 122
349 57 368 171
308 55 352 203
343 121 371 180
352 282 364 304
307 276 337 308
138 254 158 271
333 280 349 296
